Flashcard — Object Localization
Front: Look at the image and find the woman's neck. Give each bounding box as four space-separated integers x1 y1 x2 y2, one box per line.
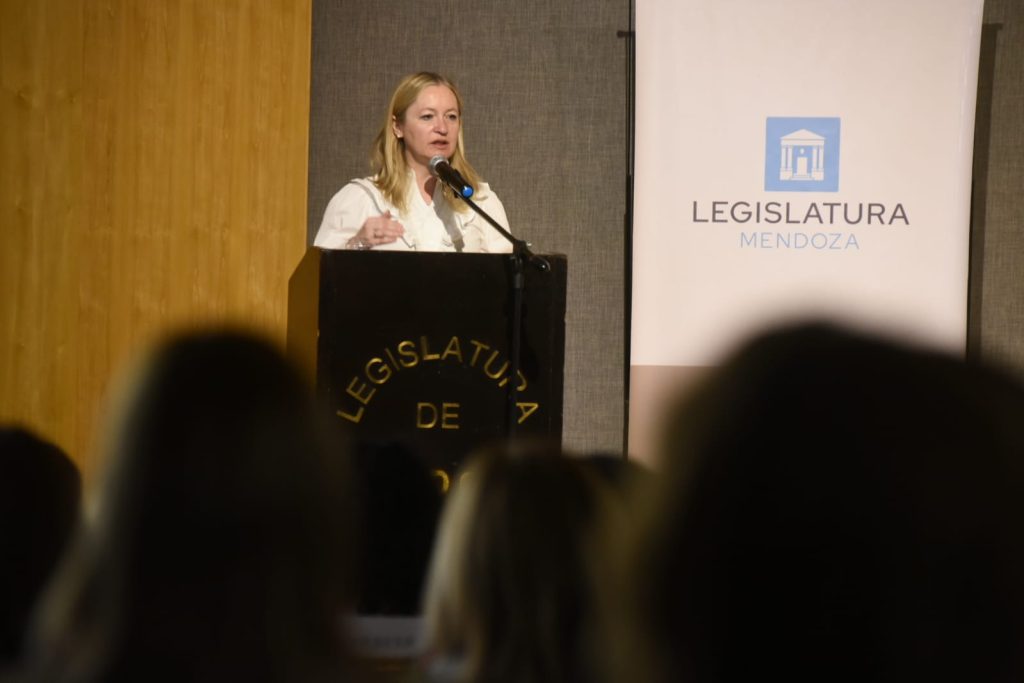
409 160 438 204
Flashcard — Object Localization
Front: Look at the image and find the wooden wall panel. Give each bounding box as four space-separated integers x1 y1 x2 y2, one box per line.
0 0 83 469
1 0 312 482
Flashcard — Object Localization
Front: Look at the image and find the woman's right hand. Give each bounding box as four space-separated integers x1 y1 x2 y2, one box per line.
348 211 405 249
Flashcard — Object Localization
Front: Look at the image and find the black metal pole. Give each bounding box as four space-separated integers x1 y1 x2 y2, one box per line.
456 194 549 273
619 1 636 456
453 194 548 436
507 253 525 434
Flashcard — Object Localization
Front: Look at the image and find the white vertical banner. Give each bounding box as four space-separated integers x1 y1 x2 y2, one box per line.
629 0 984 461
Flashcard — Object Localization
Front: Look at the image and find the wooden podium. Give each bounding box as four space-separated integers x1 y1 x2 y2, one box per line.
288 249 567 480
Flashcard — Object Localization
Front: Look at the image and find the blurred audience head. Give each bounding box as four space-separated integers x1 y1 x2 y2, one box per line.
0 427 81 666
422 440 615 683
611 323 1024 683
579 452 650 502
26 329 356 683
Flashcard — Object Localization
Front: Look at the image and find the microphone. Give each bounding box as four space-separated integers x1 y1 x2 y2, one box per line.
429 156 474 198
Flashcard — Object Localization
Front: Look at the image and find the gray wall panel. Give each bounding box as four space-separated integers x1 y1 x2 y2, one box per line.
309 0 630 455
972 0 1024 379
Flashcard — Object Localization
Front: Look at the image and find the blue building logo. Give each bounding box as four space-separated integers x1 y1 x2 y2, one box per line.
764 117 841 192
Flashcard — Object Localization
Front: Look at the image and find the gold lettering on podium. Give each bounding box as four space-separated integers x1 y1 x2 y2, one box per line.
483 350 509 380
416 402 461 430
497 369 528 391
416 402 438 428
441 335 463 362
337 335 541 424
346 376 376 405
337 376 378 424
431 469 451 493
337 406 363 423
468 339 490 366
441 402 460 429
397 340 419 368
517 402 539 424
420 335 440 361
365 357 391 384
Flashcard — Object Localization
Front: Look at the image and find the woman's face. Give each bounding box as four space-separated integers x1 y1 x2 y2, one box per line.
393 84 461 171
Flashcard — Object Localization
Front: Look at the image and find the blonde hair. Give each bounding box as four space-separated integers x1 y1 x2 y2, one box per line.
370 72 483 214
422 444 613 683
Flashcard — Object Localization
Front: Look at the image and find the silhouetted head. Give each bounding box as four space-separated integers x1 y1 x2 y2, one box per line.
613 323 1024 683
579 452 650 501
29 330 356 683
423 441 614 683
0 427 80 664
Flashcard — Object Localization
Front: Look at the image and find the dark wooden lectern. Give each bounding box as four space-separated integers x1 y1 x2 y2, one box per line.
288 249 567 480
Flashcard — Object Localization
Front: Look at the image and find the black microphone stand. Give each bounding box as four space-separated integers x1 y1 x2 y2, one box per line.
453 192 549 437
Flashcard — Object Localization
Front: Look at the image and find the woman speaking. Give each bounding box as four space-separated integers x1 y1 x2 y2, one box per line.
315 72 512 253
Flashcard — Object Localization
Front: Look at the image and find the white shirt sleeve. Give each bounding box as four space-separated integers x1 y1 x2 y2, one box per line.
313 181 379 250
